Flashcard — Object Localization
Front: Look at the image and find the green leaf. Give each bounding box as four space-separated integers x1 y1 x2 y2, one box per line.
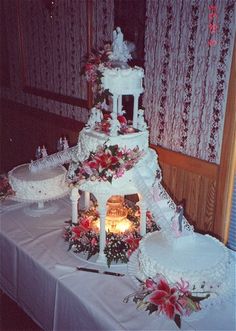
145 303 157 315
190 294 210 302
107 176 113 184
174 314 181 329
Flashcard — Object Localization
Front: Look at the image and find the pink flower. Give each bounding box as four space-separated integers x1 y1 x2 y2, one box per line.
87 160 99 169
83 164 94 176
91 237 98 246
178 297 201 316
147 277 182 319
145 278 158 291
114 167 125 178
176 278 190 295
124 235 140 256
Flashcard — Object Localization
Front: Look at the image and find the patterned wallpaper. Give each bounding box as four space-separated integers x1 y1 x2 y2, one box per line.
1 0 235 164
143 0 235 163
1 0 114 123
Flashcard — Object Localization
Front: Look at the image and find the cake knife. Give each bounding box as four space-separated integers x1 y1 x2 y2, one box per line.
76 267 124 277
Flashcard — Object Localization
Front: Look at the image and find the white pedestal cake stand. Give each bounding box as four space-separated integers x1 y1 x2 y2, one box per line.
10 189 70 218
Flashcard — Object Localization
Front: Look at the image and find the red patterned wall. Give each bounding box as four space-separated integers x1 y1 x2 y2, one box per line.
1 0 114 122
143 0 235 164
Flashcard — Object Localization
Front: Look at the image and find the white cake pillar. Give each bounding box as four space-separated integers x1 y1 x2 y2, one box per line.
70 187 80 223
137 195 147 236
118 95 122 114
133 93 139 129
96 195 108 264
79 191 90 211
112 94 118 116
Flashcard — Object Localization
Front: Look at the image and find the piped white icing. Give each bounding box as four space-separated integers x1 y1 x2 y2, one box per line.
8 164 69 201
138 231 230 291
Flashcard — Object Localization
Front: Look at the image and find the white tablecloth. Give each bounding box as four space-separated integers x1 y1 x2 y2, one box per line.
0 198 235 331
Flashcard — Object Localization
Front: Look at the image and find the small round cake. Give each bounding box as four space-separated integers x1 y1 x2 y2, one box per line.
137 231 230 292
8 163 69 202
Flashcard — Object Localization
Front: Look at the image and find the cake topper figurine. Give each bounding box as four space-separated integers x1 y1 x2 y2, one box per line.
171 205 184 237
41 145 48 157
63 137 69 150
110 27 132 64
57 137 63 152
35 146 42 159
137 109 148 131
177 205 184 232
109 112 121 136
86 107 98 129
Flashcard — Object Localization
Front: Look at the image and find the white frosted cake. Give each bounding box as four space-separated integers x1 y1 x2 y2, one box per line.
137 230 230 292
68 115 159 197
8 164 69 202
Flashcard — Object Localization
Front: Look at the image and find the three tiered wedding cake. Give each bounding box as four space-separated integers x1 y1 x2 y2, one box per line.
8 28 230 293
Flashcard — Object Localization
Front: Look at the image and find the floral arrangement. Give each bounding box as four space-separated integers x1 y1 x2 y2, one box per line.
0 176 15 201
81 43 113 107
64 203 158 267
124 274 211 329
96 112 128 134
73 144 144 184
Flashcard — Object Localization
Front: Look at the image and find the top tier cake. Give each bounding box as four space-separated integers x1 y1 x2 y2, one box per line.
101 66 144 95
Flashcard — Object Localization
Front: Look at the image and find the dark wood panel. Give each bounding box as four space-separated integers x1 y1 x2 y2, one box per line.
0 99 84 173
16 0 93 109
214 39 236 242
152 145 219 236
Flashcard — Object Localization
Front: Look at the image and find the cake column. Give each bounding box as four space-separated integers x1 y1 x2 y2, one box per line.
96 195 108 264
79 191 90 211
137 195 147 236
112 94 118 116
118 95 122 114
133 93 139 129
70 187 80 223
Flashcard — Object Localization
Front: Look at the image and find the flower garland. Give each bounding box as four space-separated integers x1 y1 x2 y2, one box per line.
64 203 158 267
81 43 113 107
0 176 15 201
72 144 144 184
124 274 211 329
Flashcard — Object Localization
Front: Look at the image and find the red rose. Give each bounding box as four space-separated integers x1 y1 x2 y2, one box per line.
117 115 127 125
72 226 81 237
88 160 99 169
103 113 112 120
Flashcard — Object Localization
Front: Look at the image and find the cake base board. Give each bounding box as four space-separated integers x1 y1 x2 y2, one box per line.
70 250 128 274
23 201 59 218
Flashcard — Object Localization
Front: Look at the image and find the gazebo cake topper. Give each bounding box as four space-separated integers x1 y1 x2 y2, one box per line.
81 26 144 136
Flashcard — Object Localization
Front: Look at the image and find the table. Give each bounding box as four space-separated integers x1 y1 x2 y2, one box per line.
0 197 235 331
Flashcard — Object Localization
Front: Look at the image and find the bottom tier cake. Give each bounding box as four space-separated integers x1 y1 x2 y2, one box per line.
137 231 230 292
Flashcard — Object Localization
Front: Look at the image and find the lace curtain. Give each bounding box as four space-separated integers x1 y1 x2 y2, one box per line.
143 0 235 163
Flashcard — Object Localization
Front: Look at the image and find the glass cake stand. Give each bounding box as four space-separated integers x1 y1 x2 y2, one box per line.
9 189 70 218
